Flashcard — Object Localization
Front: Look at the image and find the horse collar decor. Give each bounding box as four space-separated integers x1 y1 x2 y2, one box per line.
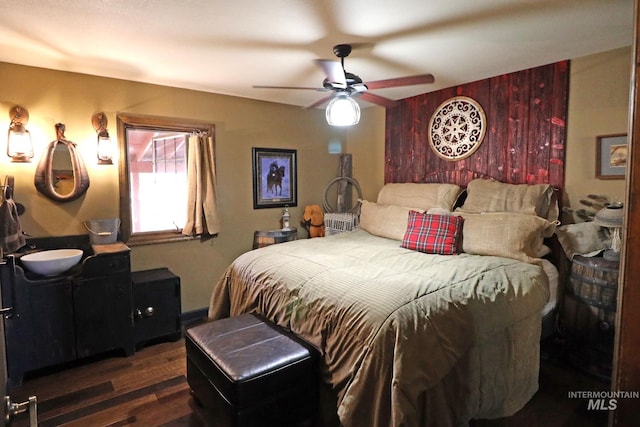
252 147 298 209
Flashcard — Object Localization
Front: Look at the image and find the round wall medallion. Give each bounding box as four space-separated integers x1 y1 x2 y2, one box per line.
428 96 487 161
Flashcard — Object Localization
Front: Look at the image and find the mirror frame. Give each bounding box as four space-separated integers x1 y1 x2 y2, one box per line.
34 139 90 202
116 113 214 245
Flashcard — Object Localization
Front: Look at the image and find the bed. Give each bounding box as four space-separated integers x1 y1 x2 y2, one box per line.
208 179 561 427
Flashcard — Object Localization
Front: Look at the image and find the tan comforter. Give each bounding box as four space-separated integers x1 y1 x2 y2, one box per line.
208 229 549 427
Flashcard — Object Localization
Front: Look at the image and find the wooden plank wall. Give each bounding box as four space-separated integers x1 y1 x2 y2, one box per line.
385 61 569 192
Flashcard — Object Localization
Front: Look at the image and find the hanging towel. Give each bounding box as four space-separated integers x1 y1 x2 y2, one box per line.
0 188 26 254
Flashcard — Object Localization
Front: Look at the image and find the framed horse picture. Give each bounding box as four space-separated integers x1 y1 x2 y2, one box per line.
252 147 297 209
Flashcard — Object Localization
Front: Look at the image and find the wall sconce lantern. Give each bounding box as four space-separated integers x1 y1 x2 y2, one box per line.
7 105 34 162
325 93 361 127
91 112 113 165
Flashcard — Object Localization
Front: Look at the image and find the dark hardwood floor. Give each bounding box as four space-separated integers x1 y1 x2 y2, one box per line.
8 335 610 427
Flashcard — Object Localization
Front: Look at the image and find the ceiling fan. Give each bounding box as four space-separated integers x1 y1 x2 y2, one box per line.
253 44 435 110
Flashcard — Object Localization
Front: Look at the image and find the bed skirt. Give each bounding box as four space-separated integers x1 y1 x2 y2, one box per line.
313 312 541 427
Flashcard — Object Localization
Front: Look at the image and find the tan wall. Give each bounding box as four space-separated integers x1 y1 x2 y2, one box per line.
346 106 386 201
0 46 628 311
565 47 631 222
0 62 367 312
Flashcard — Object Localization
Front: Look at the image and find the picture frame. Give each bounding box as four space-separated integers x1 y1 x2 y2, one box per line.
252 147 297 209
596 134 627 179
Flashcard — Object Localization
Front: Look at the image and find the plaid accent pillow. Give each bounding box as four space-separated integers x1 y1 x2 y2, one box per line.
401 211 464 255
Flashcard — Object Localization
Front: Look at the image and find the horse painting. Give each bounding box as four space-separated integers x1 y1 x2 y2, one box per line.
266 161 285 196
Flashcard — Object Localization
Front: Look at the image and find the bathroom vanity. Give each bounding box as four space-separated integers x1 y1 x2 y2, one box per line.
0 235 134 388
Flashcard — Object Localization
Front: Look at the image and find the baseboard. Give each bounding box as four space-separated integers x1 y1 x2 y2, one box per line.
181 307 208 327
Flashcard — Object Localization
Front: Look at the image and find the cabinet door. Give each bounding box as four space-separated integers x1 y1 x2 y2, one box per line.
28 281 76 370
133 277 181 345
73 272 133 358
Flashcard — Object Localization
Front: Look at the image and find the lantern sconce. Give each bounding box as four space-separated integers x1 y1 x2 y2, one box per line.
91 112 113 165
7 105 34 162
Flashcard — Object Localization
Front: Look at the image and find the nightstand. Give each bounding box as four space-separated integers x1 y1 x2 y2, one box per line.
131 268 182 349
562 255 619 380
252 227 298 249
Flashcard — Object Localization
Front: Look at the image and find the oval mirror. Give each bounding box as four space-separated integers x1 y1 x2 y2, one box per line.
34 123 90 202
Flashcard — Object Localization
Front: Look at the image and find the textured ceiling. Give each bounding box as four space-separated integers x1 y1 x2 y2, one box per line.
0 0 634 109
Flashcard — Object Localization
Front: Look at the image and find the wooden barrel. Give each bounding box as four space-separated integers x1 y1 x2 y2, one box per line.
252 228 298 249
562 255 619 380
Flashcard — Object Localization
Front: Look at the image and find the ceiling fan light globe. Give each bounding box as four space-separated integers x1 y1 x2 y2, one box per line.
326 95 360 126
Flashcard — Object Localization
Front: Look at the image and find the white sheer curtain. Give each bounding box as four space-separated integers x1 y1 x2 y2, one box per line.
183 133 221 236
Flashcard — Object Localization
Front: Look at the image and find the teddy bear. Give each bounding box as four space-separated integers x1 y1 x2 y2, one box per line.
301 204 325 238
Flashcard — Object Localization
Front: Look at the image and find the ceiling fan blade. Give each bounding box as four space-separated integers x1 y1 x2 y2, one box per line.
365 74 435 90
253 85 328 91
359 92 398 109
304 95 334 110
313 59 347 88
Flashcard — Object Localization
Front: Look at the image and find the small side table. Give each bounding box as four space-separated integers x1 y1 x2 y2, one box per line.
131 268 182 349
252 227 298 249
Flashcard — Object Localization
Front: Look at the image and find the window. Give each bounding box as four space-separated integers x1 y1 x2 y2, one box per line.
117 114 215 245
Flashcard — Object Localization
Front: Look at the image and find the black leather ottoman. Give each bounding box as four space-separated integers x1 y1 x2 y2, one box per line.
185 313 318 427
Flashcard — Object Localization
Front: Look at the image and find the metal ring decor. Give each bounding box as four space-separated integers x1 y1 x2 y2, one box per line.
323 176 363 213
428 96 487 161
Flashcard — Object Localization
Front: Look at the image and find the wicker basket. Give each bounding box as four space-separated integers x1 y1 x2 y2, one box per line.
324 212 359 236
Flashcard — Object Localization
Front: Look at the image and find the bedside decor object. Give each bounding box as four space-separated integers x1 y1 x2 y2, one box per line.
282 206 291 230
301 205 325 238
7 105 34 162
34 123 91 203
428 96 486 161
252 147 297 209
92 112 113 164
596 134 626 179
594 203 624 261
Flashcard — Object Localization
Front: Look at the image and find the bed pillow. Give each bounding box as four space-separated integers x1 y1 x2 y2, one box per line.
555 221 611 259
458 178 558 221
456 212 557 264
376 183 462 211
359 200 418 241
401 211 464 255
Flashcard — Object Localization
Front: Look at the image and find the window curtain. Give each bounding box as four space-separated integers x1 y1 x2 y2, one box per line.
183 134 221 236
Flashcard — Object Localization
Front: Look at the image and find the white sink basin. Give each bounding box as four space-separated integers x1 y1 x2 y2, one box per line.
20 249 83 276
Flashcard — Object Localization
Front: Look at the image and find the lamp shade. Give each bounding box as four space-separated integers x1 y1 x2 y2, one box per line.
594 204 624 261
594 204 624 228
97 134 113 164
326 94 360 126
7 126 33 161
7 105 34 162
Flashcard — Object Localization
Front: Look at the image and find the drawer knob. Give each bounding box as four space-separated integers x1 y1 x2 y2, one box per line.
135 306 155 318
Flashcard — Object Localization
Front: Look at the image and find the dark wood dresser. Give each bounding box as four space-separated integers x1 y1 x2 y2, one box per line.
1 235 133 388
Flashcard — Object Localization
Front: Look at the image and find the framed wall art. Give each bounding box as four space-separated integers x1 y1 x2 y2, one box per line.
596 134 627 179
428 96 487 161
252 147 297 209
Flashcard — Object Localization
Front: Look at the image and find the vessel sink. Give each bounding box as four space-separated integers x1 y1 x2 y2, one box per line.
20 249 83 276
